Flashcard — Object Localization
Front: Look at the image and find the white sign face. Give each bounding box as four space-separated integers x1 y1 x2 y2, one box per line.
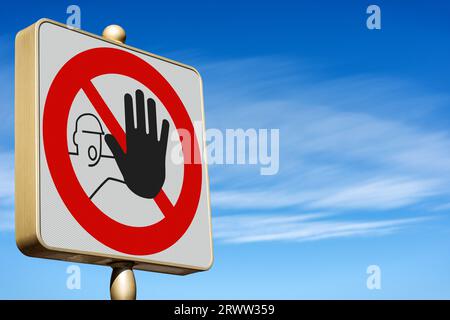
35 21 212 272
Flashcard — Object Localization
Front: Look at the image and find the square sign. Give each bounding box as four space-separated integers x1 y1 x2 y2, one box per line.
15 19 213 274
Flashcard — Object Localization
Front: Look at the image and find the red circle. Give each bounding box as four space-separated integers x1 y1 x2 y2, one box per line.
43 47 202 255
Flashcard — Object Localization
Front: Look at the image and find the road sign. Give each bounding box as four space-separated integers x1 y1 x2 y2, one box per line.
15 19 213 274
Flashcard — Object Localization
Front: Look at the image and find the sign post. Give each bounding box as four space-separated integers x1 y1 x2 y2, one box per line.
110 261 136 300
15 19 213 300
102 24 135 300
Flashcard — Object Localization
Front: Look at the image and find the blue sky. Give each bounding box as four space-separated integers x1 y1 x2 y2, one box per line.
1 0 450 299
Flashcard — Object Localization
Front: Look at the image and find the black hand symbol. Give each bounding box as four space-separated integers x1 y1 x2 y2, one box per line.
105 89 170 199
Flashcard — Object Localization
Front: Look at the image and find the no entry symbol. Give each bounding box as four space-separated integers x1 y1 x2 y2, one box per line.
43 47 202 255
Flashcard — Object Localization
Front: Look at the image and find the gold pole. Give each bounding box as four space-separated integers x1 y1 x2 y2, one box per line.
102 25 135 301
110 262 136 300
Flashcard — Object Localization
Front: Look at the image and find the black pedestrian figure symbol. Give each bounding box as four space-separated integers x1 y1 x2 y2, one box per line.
70 113 111 167
69 89 170 201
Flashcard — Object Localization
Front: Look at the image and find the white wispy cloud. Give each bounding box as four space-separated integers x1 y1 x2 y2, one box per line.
213 213 429 244
1 33 17 232
204 56 450 215
0 151 14 231
211 177 440 211
200 55 450 243
0 209 14 231
308 178 439 210
211 190 307 210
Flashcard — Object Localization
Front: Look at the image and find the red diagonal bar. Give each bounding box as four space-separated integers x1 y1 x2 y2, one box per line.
82 80 127 152
82 80 174 216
